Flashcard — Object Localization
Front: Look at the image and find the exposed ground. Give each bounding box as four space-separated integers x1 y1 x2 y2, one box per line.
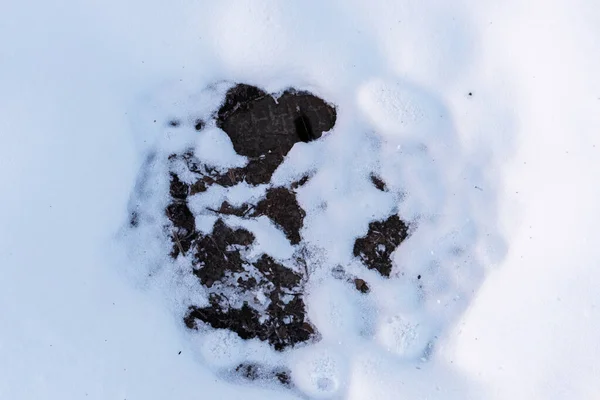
159 84 410 353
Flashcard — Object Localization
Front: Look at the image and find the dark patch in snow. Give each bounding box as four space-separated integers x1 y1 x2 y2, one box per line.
131 83 410 354
354 278 370 294
165 176 196 258
208 201 253 217
233 363 293 387
183 218 314 350
191 219 254 287
370 174 387 191
169 173 189 200
129 211 139 227
216 85 336 158
290 175 310 189
251 187 305 245
294 113 315 142
331 265 372 294
353 214 410 277
172 84 338 350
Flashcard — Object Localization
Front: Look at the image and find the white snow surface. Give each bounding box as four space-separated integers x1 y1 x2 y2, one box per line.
1 0 599 399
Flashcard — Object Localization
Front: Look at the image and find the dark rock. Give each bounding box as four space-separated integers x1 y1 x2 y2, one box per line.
354 278 370 294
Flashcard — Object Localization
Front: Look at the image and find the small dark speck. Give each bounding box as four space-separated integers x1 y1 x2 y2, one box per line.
153 120 156 123
417 275 421 280
178 351 182 355
194 120 204 131
468 92 473 96
370 175 387 191
169 120 180 127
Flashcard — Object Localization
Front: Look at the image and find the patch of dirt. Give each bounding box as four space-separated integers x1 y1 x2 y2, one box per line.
184 152 284 190
208 201 253 217
331 265 371 294
370 174 387 192
166 174 196 258
251 187 305 245
353 214 410 277
149 83 409 354
193 84 338 187
185 275 314 351
216 84 268 126
216 85 337 158
182 217 314 350
291 175 310 190
205 187 306 245
354 278 370 294
233 363 292 387
192 219 254 288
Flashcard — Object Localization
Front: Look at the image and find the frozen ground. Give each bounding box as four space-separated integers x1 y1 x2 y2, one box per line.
1 0 599 399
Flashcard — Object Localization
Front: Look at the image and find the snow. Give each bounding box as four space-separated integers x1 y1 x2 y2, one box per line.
447 2 600 398
192 126 248 170
290 344 349 398
1 1 600 400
